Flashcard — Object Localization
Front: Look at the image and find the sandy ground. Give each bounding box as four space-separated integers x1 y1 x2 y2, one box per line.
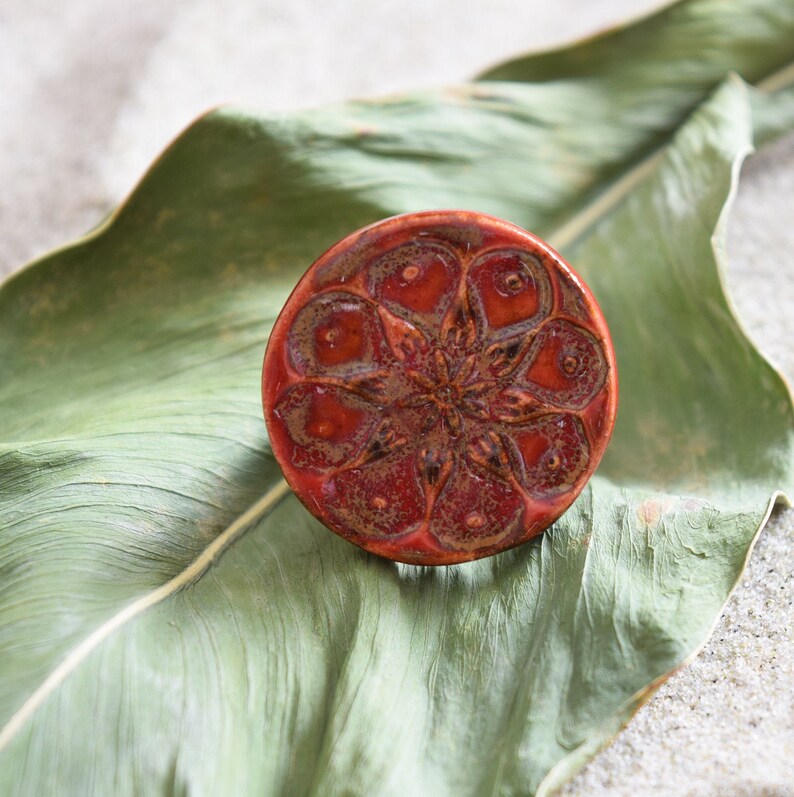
2 1 793 794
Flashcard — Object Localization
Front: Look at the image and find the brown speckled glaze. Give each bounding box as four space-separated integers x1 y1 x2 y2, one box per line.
262 211 618 565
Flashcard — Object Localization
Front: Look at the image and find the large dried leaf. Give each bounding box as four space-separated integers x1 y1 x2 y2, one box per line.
1 0 793 794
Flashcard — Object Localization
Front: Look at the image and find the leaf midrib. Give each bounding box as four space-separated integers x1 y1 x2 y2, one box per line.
549 64 794 252
0 479 292 753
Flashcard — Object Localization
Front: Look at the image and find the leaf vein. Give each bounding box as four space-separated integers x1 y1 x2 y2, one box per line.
0 478 292 753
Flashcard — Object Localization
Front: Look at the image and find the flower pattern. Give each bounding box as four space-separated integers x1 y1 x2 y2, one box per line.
264 212 617 565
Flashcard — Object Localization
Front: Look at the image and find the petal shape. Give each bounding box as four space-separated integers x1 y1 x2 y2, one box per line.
429 459 523 552
270 382 381 471
323 442 425 539
467 248 553 339
287 291 387 375
516 319 607 410
367 241 461 336
510 413 590 499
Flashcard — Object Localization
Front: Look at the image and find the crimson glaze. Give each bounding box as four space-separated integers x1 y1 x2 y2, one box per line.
262 211 618 565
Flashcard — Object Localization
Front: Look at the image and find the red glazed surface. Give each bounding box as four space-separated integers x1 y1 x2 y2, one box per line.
262 210 618 565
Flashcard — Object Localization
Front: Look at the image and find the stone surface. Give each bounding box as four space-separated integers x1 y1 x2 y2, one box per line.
2 1 792 794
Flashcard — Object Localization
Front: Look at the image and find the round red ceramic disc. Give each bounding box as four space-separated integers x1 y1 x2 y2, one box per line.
262 210 617 565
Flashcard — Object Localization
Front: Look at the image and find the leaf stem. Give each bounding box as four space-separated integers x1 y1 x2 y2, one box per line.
756 61 794 93
548 150 664 252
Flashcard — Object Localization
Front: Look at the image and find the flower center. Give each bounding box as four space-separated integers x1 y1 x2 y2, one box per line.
435 382 458 406
404 348 491 437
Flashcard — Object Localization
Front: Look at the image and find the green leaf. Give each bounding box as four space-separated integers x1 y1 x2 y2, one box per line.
478 0 794 244
1 1 793 794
